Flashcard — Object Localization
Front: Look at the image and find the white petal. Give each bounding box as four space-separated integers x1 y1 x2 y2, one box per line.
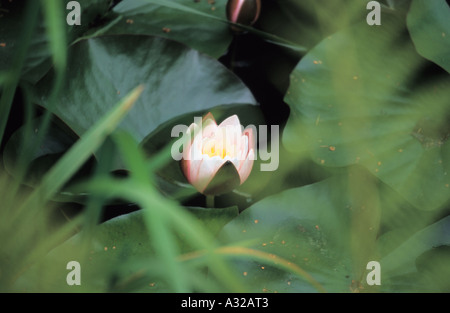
230 157 241 171
187 158 203 185
237 149 255 184
192 155 227 193
215 125 242 158
202 117 218 138
218 115 241 128
191 129 205 161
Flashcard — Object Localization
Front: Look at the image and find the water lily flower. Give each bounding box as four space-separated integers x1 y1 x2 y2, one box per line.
181 113 255 195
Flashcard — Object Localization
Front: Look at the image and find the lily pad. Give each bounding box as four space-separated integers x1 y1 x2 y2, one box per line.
283 16 450 211
380 216 450 292
33 34 257 168
407 0 450 73
219 168 450 292
218 174 379 293
96 0 233 58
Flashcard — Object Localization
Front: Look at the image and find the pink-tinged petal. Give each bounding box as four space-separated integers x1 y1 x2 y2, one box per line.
202 112 217 138
227 0 261 29
180 157 191 182
236 127 255 182
202 112 217 124
229 0 245 24
188 158 202 184
192 156 227 193
182 123 198 161
182 145 202 184
237 149 255 184
181 119 204 181
238 134 248 161
181 122 199 181
241 126 256 160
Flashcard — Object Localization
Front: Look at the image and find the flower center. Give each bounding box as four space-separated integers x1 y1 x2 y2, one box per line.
202 137 235 159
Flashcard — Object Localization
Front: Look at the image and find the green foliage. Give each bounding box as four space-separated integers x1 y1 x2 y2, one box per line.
34 35 256 143
407 0 450 73
283 14 450 212
96 0 233 58
0 0 449 293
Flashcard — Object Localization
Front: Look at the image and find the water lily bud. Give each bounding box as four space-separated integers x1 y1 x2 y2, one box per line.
181 113 255 196
226 0 261 29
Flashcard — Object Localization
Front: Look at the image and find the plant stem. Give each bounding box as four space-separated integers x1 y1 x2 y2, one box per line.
206 195 215 209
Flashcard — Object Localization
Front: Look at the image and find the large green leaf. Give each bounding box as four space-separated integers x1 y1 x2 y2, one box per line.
380 216 450 292
95 0 232 58
218 173 386 293
218 169 450 292
381 216 450 276
407 0 450 73
283 15 450 211
34 34 257 159
14 206 238 292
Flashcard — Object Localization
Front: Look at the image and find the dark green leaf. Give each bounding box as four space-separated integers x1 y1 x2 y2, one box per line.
380 216 450 292
407 0 450 73
219 176 357 292
34 35 257 171
0 0 112 83
97 0 233 58
381 216 450 276
185 206 239 237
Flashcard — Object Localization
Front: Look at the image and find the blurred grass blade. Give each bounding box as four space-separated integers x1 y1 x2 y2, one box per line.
79 139 116 249
113 131 189 292
20 85 144 210
41 0 67 70
3 0 68 212
31 0 68 177
113 131 152 184
39 0 67 115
